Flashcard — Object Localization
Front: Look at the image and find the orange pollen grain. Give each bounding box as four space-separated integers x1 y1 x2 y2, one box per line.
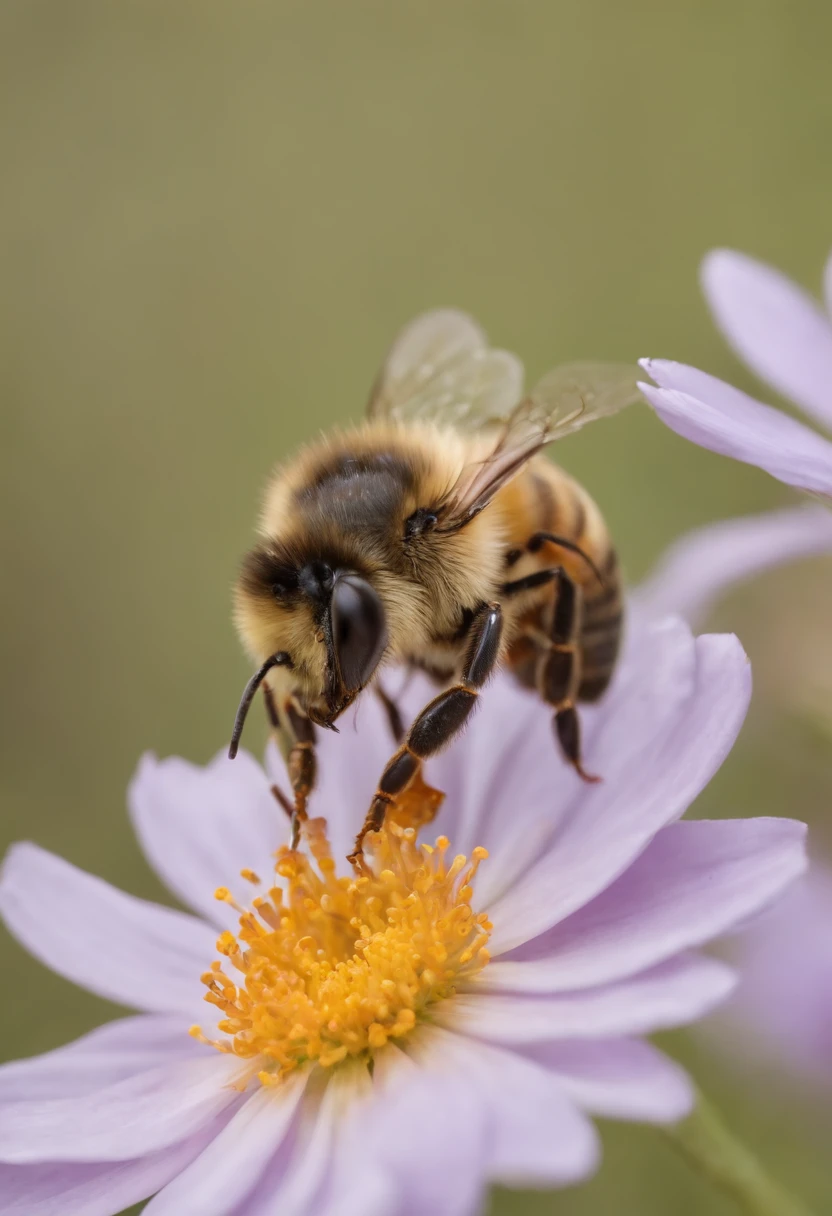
193 817 492 1086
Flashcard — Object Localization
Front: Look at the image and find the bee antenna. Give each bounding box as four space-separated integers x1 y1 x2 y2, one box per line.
531 532 606 587
229 652 294 759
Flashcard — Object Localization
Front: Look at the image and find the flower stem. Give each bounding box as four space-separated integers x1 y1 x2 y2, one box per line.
666 1092 816 1216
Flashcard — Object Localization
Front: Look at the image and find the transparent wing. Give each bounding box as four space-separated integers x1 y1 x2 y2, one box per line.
367 308 525 430
528 361 643 440
436 362 642 531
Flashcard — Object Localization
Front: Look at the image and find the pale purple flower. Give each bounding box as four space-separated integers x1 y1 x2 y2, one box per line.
639 248 832 497
0 601 807 1215
713 864 832 1090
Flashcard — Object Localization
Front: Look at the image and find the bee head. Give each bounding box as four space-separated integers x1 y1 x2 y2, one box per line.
234 546 388 724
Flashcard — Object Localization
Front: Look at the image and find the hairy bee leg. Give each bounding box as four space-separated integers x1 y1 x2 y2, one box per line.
373 681 406 744
348 602 503 870
535 569 600 784
282 698 318 849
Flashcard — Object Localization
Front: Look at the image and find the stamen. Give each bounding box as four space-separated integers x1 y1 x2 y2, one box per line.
193 817 492 1086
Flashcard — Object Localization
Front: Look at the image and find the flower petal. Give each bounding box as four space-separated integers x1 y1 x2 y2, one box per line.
639 364 832 496
487 624 751 955
0 1119 230 1216
480 818 806 993
0 1015 200 1101
825 249 832 320
440 954 736 1043
236 1066 372 1216
129 750 286 929
297 1067 396 1216
0 1054 245 1164
632 505 832 629
407 1027 600 1189
143 1076 307 1216
0 844 216 1014
523 1038 693 1123
702 248 832 431
353 1050 487 1216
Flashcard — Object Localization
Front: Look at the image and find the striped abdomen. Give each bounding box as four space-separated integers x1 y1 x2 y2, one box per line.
502 457 624 703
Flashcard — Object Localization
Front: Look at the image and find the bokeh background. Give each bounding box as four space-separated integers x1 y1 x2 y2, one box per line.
2 2 831 1212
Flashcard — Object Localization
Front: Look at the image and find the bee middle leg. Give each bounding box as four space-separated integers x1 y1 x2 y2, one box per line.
348 602 503 870
264 684 317 849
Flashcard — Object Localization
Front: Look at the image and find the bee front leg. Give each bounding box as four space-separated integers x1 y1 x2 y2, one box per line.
373 680 406 744
264 685 317 849
348 603 503 870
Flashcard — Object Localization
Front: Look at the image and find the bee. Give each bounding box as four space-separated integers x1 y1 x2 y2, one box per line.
230 310 639 865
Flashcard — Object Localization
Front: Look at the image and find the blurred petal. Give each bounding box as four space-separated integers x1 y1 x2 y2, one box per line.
524 1038 693 1123
632 505 832 628
408 1027 600 1189
825 249 832 319
0 1015 199 1101
0 1054 244 1164
0 1119 230 1216
0 844 215 1014
639 363 832 496
441 954 736 1042
487 625 751 955
129 750 286 929
702 248 832 430
481 818 806 993
714 864 832 1084
143 1075 307 1216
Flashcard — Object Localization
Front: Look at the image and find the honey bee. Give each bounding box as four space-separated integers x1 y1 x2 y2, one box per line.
230 310 639 865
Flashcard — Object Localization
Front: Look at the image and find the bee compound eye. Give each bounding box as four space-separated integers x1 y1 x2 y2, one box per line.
331 574 388 693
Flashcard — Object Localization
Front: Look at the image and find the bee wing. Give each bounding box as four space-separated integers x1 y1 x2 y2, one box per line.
367 309 525 428
437 362 642 531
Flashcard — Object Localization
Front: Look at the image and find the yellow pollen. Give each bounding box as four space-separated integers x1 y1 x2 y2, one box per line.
194 816 492 1086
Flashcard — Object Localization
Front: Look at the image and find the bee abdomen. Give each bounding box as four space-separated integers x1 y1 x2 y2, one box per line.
578 549 623 703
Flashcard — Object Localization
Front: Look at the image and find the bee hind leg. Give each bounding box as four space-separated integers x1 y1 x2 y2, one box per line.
348 602 503 870
535 569 601 785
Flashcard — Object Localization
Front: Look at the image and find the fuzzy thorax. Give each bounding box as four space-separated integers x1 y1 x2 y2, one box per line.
191 817 492 1085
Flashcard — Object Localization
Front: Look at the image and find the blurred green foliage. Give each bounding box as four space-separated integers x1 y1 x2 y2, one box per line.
2 2 831 1212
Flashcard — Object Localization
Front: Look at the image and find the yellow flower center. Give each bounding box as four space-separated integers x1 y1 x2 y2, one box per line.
191 816 491 1086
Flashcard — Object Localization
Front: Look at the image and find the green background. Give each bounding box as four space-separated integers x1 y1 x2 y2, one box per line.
2 2 831 1212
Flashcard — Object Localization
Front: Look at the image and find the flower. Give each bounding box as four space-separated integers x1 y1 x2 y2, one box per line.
0 608 806 1215
710 863 832 1091
638 248 832 498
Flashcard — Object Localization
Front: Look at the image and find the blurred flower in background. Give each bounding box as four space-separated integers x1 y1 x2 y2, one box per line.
713 864 832 1093
639 249 832 499
637 246 832 1126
